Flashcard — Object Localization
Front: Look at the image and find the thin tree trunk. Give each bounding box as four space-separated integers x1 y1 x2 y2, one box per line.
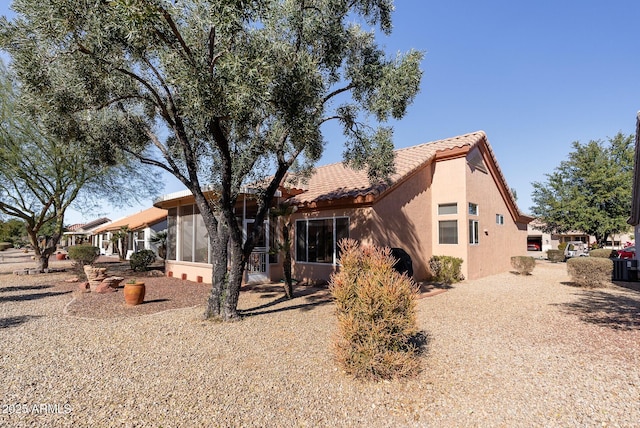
282 223 293 299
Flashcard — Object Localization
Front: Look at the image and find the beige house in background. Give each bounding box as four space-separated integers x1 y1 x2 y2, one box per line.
155 131 533 284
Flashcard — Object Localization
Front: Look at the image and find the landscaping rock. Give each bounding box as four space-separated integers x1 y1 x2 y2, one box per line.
78 282 90 293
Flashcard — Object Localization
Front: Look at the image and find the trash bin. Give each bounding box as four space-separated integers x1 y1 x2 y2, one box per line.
612 259 638 281
613 259 628 281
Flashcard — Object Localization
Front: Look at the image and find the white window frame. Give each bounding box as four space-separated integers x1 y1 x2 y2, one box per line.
468 203 478 216
496 214 504 225
469 219 480 245
438 203 458 215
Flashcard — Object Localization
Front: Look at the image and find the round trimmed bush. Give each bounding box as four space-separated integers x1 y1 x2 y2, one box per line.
589 248 617 258
67 245 100 266
129 249 157 272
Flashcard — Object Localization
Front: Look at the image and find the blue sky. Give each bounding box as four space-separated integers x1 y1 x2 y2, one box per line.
2 1 639 224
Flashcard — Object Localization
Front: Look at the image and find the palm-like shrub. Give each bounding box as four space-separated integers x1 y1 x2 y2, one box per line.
329 239 421 381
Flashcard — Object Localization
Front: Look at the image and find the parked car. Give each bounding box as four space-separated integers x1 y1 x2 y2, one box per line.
527 243 541 251
617 246 635 259
564 241 589 259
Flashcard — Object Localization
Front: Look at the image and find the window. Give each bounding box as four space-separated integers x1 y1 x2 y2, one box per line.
167 208 177 260
468 203 478 215
295 217 349 263
469 220 479 244
179 205 194 262
194 208 209 263
438 203 457 215
439 220 458 244
496 214 504 225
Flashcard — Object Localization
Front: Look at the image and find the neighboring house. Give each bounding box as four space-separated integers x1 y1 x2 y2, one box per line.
61 217 111 247
92 207 168 258
628 112 640 257
154 131 533 284
527 220 632 252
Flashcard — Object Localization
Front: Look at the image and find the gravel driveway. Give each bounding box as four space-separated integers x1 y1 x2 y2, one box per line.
0 259 639 427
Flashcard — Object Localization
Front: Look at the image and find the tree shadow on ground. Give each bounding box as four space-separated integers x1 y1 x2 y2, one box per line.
0 290 72 303
0 315 43 329
557 287 640 331
409 330 431 357
239 286 333 317
0 284 53 293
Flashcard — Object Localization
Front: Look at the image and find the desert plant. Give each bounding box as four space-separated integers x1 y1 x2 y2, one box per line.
546 249 564 262
589 248 617 258
329 239 421 381
566 257 613 287
129 249 157 272
558 242 568 252
429 255 464 284
510 256 536 275
67 245 100 266
149 230 167 259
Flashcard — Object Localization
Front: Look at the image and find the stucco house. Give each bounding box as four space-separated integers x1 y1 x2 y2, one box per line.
154 131 533 284
61 217 111 247
92 207 168 258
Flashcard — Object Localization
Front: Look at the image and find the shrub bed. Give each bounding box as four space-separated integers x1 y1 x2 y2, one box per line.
329 239 421 381
429 255 464 284
546 249 564 263
510 256 535 275
0 242 12 251
566 257 613 288
589 248 617 258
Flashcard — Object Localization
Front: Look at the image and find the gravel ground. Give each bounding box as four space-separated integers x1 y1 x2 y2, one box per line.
0 255 639 427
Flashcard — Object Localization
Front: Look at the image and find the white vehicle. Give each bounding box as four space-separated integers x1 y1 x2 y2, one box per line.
564 241 589 259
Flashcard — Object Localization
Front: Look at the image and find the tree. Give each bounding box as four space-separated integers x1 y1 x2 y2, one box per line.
269 202 296 299
0 62 160 271
1 0 423 320
530 133 634 245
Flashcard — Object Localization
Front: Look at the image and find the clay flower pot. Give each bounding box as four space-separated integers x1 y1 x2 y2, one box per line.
56 253 67 260
123 281 146 306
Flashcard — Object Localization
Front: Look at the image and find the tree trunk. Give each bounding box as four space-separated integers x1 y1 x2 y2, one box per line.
204 224 228 319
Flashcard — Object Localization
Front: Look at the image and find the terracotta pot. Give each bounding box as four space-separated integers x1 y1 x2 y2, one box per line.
56 253 66 260
123 282 145 305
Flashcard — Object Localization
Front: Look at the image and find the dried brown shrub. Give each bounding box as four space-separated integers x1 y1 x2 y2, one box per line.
329 239 421 381
566 257 613 288
510 256 536 275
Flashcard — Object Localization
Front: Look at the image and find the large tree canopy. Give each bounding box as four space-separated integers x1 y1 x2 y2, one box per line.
530 133 634 245
1 0 423 320
0 61 160 270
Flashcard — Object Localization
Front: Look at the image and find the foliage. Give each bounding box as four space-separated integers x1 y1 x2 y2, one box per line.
589 248 617 258
531 134 634 245
149 230 167 259
566 257 613 288
67 245 100 266
510 256 536 275
0 60 159 272
546 249 564 263
129 249 157 272
429 255 464 284
109 226 130 261
0 241 12 251
329 239 421 381
558 242 568 252
2 0 423 320
0 218 24 244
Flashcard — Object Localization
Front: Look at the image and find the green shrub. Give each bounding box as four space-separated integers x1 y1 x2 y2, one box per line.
558 242 568 252
329 239 421 381
589 248 617 258
67 245 100 266
567 257 613 288
429 255 464 284
546 249 564 263
510 256 536 275
129 249 157 272
0 242 12 251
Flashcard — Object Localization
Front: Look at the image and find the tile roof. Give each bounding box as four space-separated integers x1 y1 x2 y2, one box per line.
94 207 167 233
289 131 487 205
